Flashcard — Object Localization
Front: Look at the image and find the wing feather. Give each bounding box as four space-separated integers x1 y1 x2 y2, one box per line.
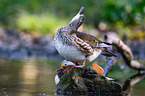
70 31 116 57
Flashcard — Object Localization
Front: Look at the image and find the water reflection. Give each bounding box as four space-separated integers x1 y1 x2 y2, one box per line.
122 73 145 96
18 60 39 96
0 58 145 96
0 58 57 96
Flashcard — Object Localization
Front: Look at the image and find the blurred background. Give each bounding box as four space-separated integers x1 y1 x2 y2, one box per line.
0 0 145 59
0 0 145 96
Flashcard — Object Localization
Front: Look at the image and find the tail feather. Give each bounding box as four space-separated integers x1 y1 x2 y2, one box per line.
98 43 110 47
101 48 117 57
102 41 113 45
95 41 117 57
95 43 110 48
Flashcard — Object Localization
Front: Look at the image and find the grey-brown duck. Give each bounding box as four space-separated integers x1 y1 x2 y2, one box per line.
54 7 116 67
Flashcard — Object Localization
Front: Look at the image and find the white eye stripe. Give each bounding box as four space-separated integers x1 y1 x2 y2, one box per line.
61 60 76 66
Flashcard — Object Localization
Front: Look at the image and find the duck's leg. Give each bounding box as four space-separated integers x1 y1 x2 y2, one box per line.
75 57 86 67
82 57 87 66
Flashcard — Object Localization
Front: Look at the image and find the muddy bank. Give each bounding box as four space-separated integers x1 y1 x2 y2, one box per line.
0 28 144 59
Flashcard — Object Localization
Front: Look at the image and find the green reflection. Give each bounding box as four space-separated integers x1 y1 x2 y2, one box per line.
0 58 144 95
0 58 60 96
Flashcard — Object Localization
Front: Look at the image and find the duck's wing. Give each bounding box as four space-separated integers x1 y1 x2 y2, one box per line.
75 31 112 47
71 31 116 57
74 31 102 44
70 31 96 55
70 31 103 55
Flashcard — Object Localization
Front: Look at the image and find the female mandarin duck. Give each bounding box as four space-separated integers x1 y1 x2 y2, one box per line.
54 7 116 67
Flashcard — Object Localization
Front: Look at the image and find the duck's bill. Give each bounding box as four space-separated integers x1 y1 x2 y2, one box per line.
56 67 63 72
79 6 84 14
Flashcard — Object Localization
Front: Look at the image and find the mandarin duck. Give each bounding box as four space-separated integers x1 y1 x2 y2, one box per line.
55 60 114 85
54 7 116 67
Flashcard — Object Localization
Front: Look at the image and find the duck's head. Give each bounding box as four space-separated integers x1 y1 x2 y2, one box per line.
56 60 76 73
69 7 84 31
55 60 76 85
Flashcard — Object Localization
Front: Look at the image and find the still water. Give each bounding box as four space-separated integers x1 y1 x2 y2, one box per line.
0 58 145 96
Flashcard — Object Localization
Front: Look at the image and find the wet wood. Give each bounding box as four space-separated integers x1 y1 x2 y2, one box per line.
55 67 122 95
105 32 145 71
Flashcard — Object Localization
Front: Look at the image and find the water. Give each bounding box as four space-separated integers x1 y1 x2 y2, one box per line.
0 58 145 96
0 58 59 96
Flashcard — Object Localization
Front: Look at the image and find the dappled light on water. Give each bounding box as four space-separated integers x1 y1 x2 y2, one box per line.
0 58 145 95
0 58 57 96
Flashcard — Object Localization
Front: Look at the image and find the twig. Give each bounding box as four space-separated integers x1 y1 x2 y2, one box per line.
1 88 8 96
103 57 113 76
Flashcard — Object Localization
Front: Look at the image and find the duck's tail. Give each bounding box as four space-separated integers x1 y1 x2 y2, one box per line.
101 47 117 57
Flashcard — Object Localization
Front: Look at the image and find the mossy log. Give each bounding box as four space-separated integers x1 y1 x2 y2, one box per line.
55 67 122 95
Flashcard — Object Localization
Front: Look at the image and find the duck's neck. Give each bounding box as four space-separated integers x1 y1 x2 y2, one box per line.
69 22 79 32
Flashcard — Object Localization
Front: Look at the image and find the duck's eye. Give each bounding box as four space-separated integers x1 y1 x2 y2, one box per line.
64 64 67 66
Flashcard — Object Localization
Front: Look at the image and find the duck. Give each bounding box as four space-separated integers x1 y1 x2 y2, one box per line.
54 7 116 67
55 60 76 85
55 60 115 85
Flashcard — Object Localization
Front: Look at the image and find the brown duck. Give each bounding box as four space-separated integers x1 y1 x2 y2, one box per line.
54 7 116 67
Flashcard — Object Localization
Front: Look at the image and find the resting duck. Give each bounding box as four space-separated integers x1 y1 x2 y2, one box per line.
55 60 76 85
54 7 116 67
55 60 114 85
